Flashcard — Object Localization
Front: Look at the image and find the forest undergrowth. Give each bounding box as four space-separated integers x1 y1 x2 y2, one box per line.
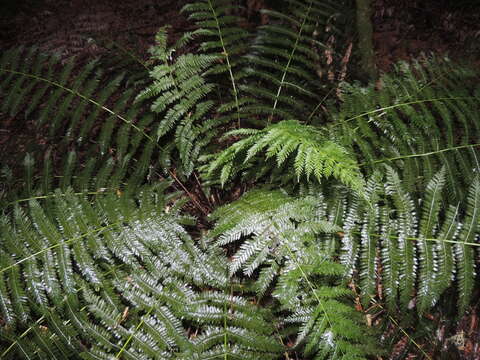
0 0 480 359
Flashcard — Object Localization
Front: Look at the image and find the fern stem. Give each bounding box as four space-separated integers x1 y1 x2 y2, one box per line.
360 143 480 167
115 306 154 359
0 221 122 275
270 0 313 123
306 86 335 123
168 170 211 215
339 96 479 129
207 0 241 128
1 315 44 357
0 68 156 144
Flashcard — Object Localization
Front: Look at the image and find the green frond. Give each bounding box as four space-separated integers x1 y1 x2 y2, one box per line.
385 166 417 310
456 177 480 313
136 28 219 176
0 47 162 201
417 167 446 313
182 0 248 127
236 0 349 122
204 120 364 191
358 174 381 306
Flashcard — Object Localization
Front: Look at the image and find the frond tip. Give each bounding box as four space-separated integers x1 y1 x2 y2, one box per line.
204 120 364 190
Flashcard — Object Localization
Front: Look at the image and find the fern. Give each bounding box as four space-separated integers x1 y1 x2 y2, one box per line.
417 167 447 313
137 0 357 187
134 28 219 176
0 186 283 359
183 0 250 127
334 58 480 202
211 169 480 318
2 0 480 358
455 176 480 313
0 47 164 204
210 189 380 359
239 0 349 122
203 119 364 191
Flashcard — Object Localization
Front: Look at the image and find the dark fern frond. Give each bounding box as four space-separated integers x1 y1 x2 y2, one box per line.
0 47 164 203
182 0 250 128
182 0 250 71
239 0 349 122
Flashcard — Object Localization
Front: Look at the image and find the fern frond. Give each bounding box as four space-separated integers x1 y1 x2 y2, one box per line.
417 167 446 313
136 28 219 175
336 58 480 202
385 166 418 310
239 0 349 122
0 187 282 359
183 0 249 127
0 47 163 201
204 119 364 191
456 176 480 313
210 188 380 359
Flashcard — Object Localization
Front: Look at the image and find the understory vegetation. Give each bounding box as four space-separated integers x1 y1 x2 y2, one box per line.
0 0 479 359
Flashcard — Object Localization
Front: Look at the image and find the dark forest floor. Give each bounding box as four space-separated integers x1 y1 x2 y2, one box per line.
1 0 480 359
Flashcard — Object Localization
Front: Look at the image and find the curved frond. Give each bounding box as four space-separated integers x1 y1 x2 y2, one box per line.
204 120 364 191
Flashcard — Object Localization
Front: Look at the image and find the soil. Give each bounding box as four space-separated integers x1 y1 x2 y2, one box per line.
1 0 480 359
